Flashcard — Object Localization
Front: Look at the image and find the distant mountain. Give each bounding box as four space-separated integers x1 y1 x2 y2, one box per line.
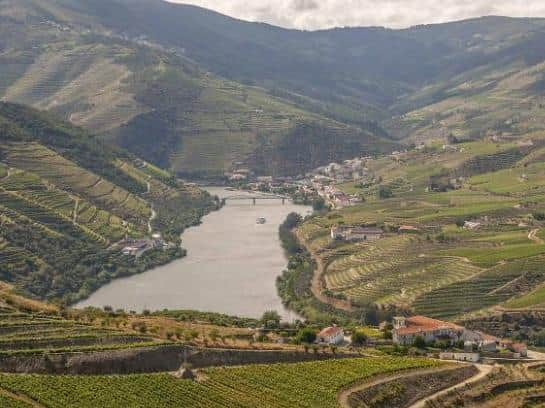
2 0 545 175
0 102 216 303
14 1 545 123
0 0 396 178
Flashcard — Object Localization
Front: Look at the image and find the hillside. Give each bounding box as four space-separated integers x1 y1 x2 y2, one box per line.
0 102 216 304
0 0 395 178
293 131 545 325
11 0 545 126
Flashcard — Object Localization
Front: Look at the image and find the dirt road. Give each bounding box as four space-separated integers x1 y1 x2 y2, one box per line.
294 228 353 312
528 229 544 244
338 366 463 408
408 363 493 408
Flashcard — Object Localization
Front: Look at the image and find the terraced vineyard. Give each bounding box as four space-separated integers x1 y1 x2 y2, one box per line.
2 143 150 229
321 234 486 309
413 254 545 319
0 103 216 303
0 302 159 356
0 357 439 407
296 134 545 322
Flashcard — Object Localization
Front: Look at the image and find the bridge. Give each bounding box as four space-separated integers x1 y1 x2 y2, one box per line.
224 194 290 205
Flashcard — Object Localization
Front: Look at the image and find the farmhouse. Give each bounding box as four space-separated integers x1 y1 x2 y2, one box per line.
439 352 480 363
317 326 344 345
392 316 480 346
464 221 481 230
398 225 420 233
331 225 383 242
121 238 163 257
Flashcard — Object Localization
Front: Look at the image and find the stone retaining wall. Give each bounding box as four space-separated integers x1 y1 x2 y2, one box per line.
0 345 356 374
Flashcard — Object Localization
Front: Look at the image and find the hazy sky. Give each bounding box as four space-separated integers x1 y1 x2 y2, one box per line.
167 0 545 29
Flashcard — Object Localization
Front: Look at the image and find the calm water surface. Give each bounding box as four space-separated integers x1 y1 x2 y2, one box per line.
76 187 310 320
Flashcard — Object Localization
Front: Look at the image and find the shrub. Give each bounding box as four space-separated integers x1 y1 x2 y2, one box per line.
351 330 368 346
413 336 426 349
378 185 393 199
297 328 317 344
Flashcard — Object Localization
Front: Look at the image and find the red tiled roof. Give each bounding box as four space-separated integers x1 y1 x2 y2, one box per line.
395 316 464 336
318 327 343 337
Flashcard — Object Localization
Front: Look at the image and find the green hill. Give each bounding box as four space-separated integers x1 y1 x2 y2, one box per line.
0 0 396 178
10 1 544 124
0 102 216 304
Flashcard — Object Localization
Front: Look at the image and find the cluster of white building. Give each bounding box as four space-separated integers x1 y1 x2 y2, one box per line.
312 157 370 183
121 235 167 257
392 315 528 362
313 183 362 208
330 225 383 242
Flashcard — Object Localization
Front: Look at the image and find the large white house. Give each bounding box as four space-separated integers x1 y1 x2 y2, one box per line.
392 316 480 346
330 226 383 242
317 326 344 345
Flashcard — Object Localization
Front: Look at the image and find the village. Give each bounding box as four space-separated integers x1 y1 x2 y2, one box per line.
225 156 373 209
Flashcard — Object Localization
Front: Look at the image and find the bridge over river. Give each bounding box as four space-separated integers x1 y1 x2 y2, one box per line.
224 194 290 205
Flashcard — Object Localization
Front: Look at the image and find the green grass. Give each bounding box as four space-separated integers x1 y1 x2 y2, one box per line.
0 357 439 408
438 242 545 268
504 283 545 309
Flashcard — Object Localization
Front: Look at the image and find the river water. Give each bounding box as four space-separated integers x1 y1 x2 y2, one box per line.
76 187 310 320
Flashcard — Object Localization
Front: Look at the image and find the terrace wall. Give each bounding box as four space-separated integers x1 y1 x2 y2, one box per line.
0 345 356 374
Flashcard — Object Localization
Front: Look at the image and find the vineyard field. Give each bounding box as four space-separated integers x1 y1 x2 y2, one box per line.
0 357 439 407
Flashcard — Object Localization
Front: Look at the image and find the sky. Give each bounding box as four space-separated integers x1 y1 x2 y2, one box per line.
167 0 545 30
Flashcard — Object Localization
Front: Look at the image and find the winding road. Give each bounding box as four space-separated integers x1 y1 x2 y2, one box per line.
407 363 493 408
294 228 353 312
337 366 459 408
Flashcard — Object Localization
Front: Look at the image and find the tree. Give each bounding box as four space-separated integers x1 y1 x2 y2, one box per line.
378 185 393 199
297 328 317 344
413 336 426 349
351 330 368 346
533 212 545 221
209 328 220 342
312 197 326 212
283 213 302 230
261 310 281 329
455 217 466 228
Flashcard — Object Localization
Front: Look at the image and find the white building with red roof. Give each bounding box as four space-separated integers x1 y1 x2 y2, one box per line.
317 326 344 345
392 316 480 346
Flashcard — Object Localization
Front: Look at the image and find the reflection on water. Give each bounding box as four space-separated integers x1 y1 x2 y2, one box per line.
76 187 310 320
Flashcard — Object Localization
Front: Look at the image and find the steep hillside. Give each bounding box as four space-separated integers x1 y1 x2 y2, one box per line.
386 46 545 143
0 102 216 304
0 0 395 178
295 131 545 322
11 0 545 126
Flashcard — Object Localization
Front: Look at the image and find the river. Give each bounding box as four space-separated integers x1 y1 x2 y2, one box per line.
76 187 310 320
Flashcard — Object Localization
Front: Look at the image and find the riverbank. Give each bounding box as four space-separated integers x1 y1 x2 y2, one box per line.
276 214 362 326
77 188 310 319
69 186 219 307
